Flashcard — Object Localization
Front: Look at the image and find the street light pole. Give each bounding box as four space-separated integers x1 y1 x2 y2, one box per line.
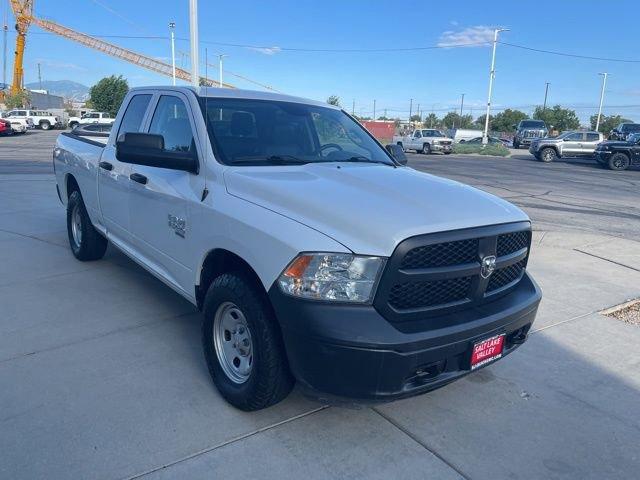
373 99 376 120
189 0 199 87
409 98 413 124
169 22 176 86
542 82 550 112
459 93 465 117
595 73 609 133
482 28 509 145
218 54 227 88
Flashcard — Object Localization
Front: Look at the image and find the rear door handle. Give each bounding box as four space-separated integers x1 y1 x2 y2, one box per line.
130 173 148 185
98 161 113 171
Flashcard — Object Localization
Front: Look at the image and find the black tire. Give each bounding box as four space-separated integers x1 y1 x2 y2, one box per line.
202 273 294 411
396 142 404 152
443 151 451 155
513 140 520 149
608 153 630 171
422 143 431 155
66 190 108 261
540 147 557 163
68 122 78 129
40 120 51 131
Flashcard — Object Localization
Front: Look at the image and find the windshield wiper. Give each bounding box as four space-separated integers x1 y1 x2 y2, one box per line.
334 156 396 167
231 155 309 165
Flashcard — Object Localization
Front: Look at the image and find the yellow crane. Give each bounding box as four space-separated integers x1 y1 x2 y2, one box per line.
7 0 235 95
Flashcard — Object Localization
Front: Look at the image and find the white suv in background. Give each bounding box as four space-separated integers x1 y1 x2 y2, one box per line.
67 112 115 129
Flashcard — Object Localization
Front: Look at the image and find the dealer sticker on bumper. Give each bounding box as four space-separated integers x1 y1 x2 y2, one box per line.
470 334 505 370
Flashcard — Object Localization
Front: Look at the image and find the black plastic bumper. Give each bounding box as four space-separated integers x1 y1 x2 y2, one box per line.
269 272 541 401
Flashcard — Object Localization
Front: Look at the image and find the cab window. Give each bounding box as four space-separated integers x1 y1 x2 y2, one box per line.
148 95 195 153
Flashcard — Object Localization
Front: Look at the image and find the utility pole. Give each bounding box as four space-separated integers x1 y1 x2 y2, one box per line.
542 82 550 112
373 99 376 120
459 93 465 117
189 0 199 87
218 54 227 88
2 4 7 89
169 22 176 85
595 73 608 133
37 62 42 90
409 98 413 124
483 28 509 145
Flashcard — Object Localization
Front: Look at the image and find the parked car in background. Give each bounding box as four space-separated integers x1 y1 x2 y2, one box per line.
513 120 548 149
71 123 112 144
529 131 603 162
68 112 115 129
4 109 61 130
449 129 484 143
393 128 453 154
0 119 11 136
608 123 640 141
594 133 640 171
53 86 540 410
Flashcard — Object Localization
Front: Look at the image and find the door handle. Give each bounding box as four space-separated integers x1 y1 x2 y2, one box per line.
99 161 113 171
130 173 148 185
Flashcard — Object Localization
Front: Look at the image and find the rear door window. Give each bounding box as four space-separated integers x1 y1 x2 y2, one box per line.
586 133 599 142
148 95 195 153
117 94 152 139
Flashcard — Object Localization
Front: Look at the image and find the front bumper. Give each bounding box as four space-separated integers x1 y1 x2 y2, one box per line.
269 272 541 401
432 143 452 152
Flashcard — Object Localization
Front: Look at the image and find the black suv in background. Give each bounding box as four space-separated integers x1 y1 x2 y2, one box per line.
609 123 640 141
594 133 640 171
513 120 548 149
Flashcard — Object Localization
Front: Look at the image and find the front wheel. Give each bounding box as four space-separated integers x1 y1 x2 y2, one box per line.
67 190 108 261
421 143 431 155
608 153 630 171
540 147 557 163
202 273 294 411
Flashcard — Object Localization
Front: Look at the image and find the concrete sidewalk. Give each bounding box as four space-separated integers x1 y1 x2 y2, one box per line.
1 174 639 480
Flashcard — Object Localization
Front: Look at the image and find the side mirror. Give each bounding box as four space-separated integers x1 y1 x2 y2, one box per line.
385 144 408 165
116 132 198 174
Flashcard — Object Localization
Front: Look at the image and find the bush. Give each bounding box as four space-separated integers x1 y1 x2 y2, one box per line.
452 143 510 157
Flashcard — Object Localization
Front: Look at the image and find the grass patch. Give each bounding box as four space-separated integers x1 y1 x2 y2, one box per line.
452 143 510 157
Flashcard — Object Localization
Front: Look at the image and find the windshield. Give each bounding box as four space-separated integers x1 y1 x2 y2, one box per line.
421 129 444 137
199 98 393 166
624 124 640 132
520 121 546 129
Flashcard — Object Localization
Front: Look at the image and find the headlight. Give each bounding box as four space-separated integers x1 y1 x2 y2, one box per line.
278 253 385 303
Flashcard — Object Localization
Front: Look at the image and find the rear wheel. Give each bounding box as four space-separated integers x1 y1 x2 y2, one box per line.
513 140 520 149
608 153 630 171
202 273 294 411
40 120 51 131
68 122 78 129
66 190 108 261
540 147 557 163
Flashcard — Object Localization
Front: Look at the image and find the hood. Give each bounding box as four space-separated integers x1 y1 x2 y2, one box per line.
599 140 631 147
224 163 529 256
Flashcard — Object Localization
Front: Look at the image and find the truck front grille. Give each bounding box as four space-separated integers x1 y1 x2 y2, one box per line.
374 223 531 322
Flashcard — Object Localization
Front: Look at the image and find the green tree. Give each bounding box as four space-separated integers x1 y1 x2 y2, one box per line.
491 109 528 132
326 95 341 107
4 90 30 109
533 105 580 132
422 113 440 128
410 114 421 122
474 114 491 129
88 75 129 116
442 112 473 129
589 114 631 134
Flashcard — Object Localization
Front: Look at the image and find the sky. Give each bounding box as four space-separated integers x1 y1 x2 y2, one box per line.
4 0 640 124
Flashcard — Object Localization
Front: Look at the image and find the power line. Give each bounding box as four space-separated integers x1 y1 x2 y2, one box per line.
499 42 640 64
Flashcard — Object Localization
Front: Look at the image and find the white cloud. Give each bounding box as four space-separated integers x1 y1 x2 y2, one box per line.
246 46 282 56
450 20 459 26
437 26 497 48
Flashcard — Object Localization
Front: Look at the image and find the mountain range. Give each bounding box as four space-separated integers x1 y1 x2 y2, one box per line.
24 80 90 101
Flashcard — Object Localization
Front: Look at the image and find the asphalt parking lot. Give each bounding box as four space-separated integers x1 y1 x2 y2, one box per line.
2 130 640 479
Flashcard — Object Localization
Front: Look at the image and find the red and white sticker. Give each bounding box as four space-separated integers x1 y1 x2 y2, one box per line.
470 334 505 370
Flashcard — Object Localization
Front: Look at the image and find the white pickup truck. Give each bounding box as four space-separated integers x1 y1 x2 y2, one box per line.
67 111 115 129
54 86 540 410
393 128 453 154
5 109 61 130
